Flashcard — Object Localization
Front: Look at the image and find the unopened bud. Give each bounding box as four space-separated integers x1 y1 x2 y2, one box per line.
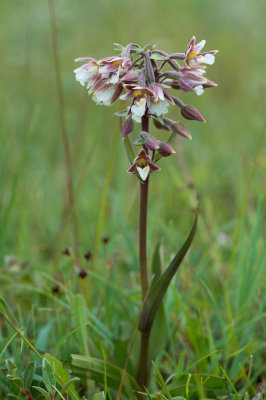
158 142 176 157
181 104 206 122
121 116 134 138
140 131 159 150
164 118 192 140
144 52 155 84
203 79 218 88
172 96 184 108
153 119 170 131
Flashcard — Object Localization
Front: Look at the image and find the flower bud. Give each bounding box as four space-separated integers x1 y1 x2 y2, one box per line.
163 118 192 140
158 142 176 157
140 131 159 150
181 104 206 122
172 96 184 108
121 116 134 138
153 119 171 131
203 79 218 88
144 52 155 84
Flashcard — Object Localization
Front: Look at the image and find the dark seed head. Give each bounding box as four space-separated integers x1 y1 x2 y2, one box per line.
62 247 71 256
79 269 88 279
52 284 60 294
84 250 92 261
102 237 110 245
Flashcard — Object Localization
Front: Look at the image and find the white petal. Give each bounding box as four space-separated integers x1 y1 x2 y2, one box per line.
137 165 150 181
93 86 116 106
197 53 215 65
109 72 119 84
132 114 141 123
195 39 206 53
99 65 110 74
195 85 204 96
149 99 169 116
74 64 98 87
131 98 146 118
191 68 206 76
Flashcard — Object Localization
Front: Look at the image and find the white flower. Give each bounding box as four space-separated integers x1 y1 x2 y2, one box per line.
136 165 150 181
131 98 146 122
148 99 169 117
73 63 98 88
93 86 116 106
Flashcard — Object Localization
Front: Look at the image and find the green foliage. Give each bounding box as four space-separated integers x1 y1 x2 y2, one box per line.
139 216 197 333
0 0 265 399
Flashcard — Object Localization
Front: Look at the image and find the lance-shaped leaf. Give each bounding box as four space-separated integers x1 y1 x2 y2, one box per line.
139 214 197 333
70 354 139 399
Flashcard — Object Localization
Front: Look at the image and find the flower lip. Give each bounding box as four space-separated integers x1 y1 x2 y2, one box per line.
128 149 160 180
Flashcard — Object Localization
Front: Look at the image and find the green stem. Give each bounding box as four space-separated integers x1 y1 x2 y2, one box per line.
137 114 150 389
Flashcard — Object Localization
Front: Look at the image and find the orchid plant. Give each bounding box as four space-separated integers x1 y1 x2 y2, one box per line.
74 37 218 391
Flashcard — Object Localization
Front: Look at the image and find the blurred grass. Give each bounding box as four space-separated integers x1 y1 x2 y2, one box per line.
0 0 265 396
0 0 265 260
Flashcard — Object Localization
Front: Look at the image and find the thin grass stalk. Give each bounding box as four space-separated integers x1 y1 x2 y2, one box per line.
48 0 80 257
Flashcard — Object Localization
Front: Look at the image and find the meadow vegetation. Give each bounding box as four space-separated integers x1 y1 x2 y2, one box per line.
0 0 265 399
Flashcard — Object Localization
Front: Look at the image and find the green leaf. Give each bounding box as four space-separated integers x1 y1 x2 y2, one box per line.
56 377 80 399
6 359 18 377
150 53 169 61
24 361 36 388
0 332 17 358
32 386 51 400
44 353 80 400
113 109 128 117
124 136 135 164
42 357 56 394
149 243 168 360
134 138 144 146
71 354 139 399
72 294 89 356
93 392 105 400
151 242 162 288
143 43 156 51
169 373 227 399
7 376 24 390
139 215 197 333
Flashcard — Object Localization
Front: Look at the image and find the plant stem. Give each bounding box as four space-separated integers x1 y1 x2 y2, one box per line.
139 176 149 301
137 114 150 389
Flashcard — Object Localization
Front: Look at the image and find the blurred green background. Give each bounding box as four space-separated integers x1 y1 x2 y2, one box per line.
0 0 265 268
